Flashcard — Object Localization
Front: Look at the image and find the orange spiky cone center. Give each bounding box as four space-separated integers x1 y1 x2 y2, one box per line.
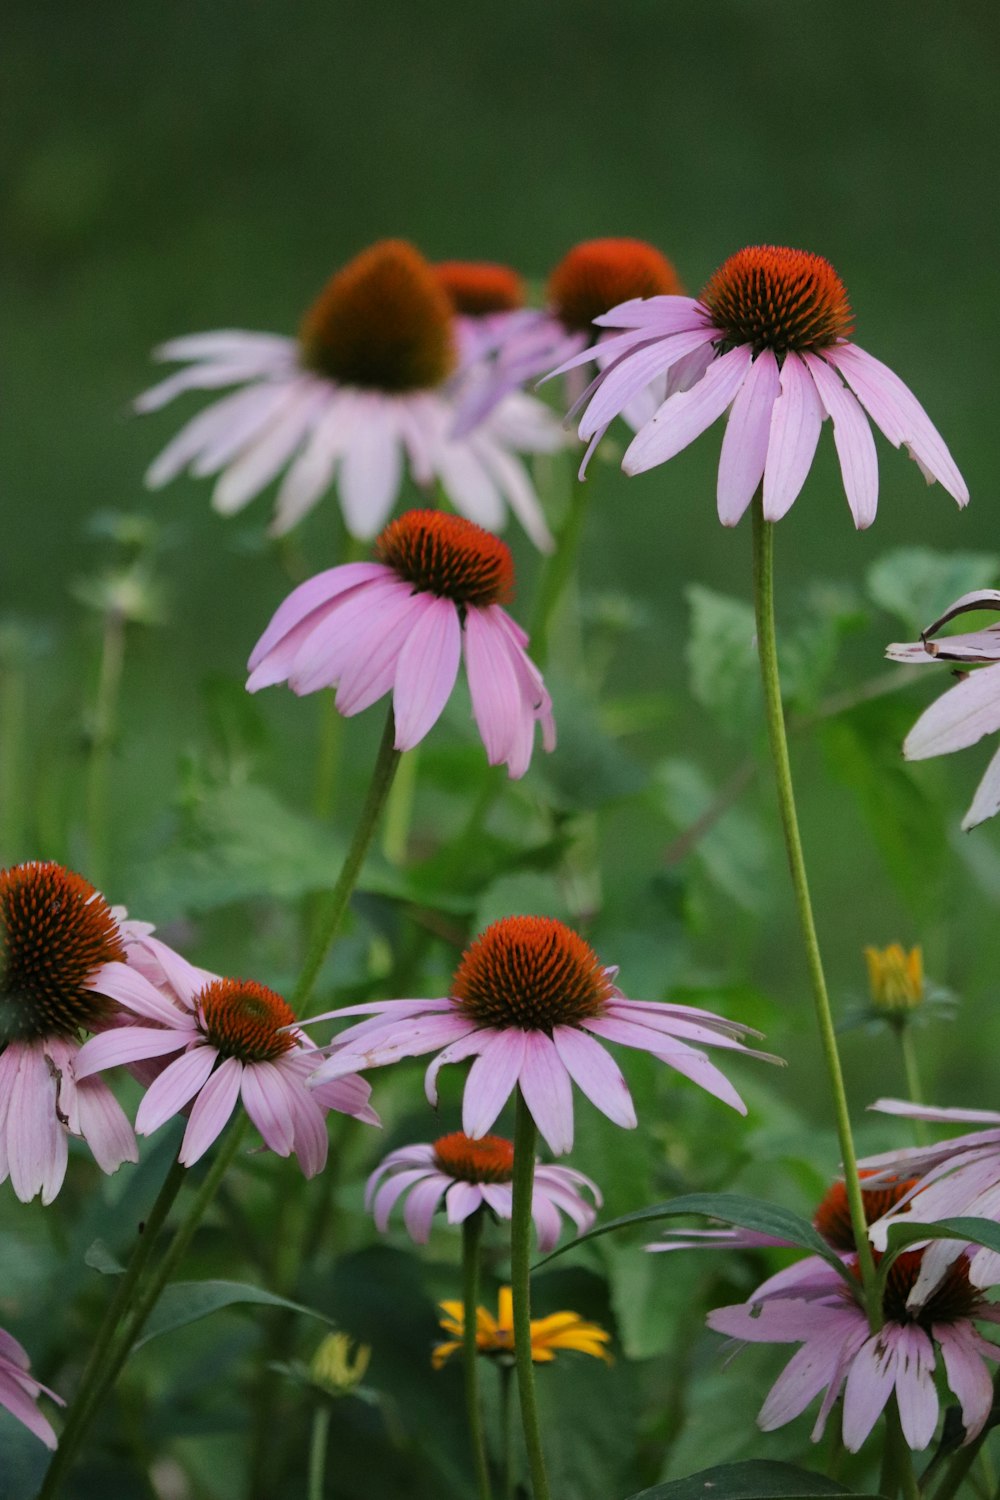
197 978 297 1064
0 861 125 1042
376 509 515 608
813 1172 920 1252
433 1131 515 1183
701 245 853 354
435 261 525 317
452 916 613 1029
548 238 683 332
299 240 457 392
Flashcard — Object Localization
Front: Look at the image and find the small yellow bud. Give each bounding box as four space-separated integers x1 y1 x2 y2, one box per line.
864 944 924 1014
310 1332 371 1396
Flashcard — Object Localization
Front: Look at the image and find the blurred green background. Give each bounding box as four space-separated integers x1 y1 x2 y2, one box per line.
4 3 1000 1492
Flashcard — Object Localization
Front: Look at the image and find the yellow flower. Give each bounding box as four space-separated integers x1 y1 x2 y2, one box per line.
432 1287 612 1370
310 1332 372 1396
864 944 924 1014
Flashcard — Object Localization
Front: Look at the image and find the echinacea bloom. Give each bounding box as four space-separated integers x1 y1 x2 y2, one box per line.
865 943 925 1014
137 239 561 549
306 915 776 1156
247 510 556 777
432 1286 611 1369
708 1247 1000 1451
887 590 1000 829
365 1130 600 1251
455 237 684 434
861 1098 1000 1302
0 1327 64 1450
559 243 968 526
73 951 378 1174
435 260 529 366
0 862 137 1204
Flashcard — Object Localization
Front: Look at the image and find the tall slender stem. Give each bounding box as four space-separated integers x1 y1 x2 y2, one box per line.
85 607 126 889
897 1024 929 1146
751 498 876 1301
510 1091 550 1500
528 471 590 671
500 1363 517 1500
307 1405 331 1500
462 1210 493 1500
291 706 402 1011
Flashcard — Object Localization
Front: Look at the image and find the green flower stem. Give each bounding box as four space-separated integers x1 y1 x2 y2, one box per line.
462 1209 494 1500
898 1023 929 1146
307 1404 332 1500
879 1401 919 1500
37 1156 187 1498
750 498 877 1305
85 605 126 889
528 461 591 670
291 706 402 1011
381 740 419 865
510 1090 550 1500
500 1363 517 1500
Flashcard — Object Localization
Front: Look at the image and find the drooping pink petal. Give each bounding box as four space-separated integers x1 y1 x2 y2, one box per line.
517 1032 575 1156
531 1193 564 1254
136 1046 219 1136
762 353 825 522
464 608 523 771
212 382 329 516
391 595 462 750
934 1322 998 1442
550 1025 637 1129
623 345 752 477
311 1014 477 1084
580 328 720 442
716 349 780 526
240 1060 296 1157
180 1055 244 1165
74 1024 190 1080
593 295 710 334
309 1072 379 1125
0 1366 59 1450
436 439 506 535
462 1029 528 1139
7 1045 66 1206
402 1175 451 1243
286 576 418 697
333 588 436 718
247 563 390 673
964 741 1000 830
758 1334 853 1432
280 1071 331 1178
135 358 288 415
842 1327 909 1452
86 960 195 1027
445 1181 486 1226
825 343 968 504
424 1028 492 1106
904 661 1000 759
269 392 361 536
146 383 291 489
72 1076 138 1174
804 354 878 527
338 397 405 539
892 1324 940 1450
467 435 555 553
372 1168 435 1231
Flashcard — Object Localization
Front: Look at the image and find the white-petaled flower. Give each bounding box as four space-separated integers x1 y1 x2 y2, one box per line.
137 239 561 550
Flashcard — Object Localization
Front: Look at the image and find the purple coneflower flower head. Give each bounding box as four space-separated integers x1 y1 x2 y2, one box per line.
558 244 968 526
887 590 1000 828
136 239 561 550
306 915 776 1156
247 509 556 778
0 1327 64 1450
710 1247 1000 1452
454 238 684 435
366 1130 600 1251
0 862 138 1204
74 955 378 1175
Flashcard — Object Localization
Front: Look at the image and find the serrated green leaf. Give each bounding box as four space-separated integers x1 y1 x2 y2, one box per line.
536 1192 851 1282
132 1279 335 1351
867 547 998 634
625 1459 877 1499
685 585 760 734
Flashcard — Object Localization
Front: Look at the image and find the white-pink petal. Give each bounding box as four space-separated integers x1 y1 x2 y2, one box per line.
392 595 462 750
762 353 825 522
716 349 780 526
181 1055 243 1165
462 1029 528 1139
623 345 752 477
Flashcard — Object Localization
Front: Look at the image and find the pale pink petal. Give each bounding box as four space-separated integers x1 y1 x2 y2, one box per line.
758 1336 851 1432
579 328 719 440
145 384 288 488
804 354 878 528
593 295 710 333
269 392 360 535
550 1025 637 1130
0 1369 59 1450
841 1331 900 1452
623 345 752 477
480 1183 513 1218
904 661 1000 759
467 436 555 553
287 577 417 697
424 1029 492 1106
247 564 390 673
309 1072 379 1125
717 349 780 526
372 1168 434 1231
74 1025 190 1080
212 383 328 516
7 1046 65 1205
462 1029 528 1139
964 741 1000 830
87 960 194 1026
436 441 506 533
136 1046 218 1136
464 608 523 769
531 1194 564 1254
534 1177 597 1232
333 589 434 717
135 360 282 415
708 1297 852 1344
73 1077 138 1173
391 595 462 750
311 1014 476 1083
339 398 404 539
153 331 296 364
191 384 308 479
366 1144 434 1206
762 353 825 521
402 1175 451 1242
892 1324 939 1450
275 1068 330 1177
869 1099 1000 1126
240 1061 296 1157
445 1180 485 1225
180 1056 243 1166
935 1322 996 1441
825 343 968 504
517 1032 575 1156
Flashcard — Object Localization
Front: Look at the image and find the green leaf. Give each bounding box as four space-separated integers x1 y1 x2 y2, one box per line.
132 1279 336 1351
883 1215 1000 1263
536 1192 850 1280
685 585 760 735
625 1459 878 1499
84 1239 124 1275
867 546 998 634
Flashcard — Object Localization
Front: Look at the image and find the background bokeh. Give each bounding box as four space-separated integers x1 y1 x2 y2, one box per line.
4 4 1000 1495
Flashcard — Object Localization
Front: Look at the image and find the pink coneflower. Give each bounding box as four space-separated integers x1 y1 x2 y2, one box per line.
435 261 530 367
0 862 137 1204
454 238 684 435
306 916 775 1156
887 590 1000 828
74 958 378 1175
558 244 968 526
0 1327 64 1450
247 509 555 778
137 239 560 550
366 1130 600 1251
709 1247 1000 1451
